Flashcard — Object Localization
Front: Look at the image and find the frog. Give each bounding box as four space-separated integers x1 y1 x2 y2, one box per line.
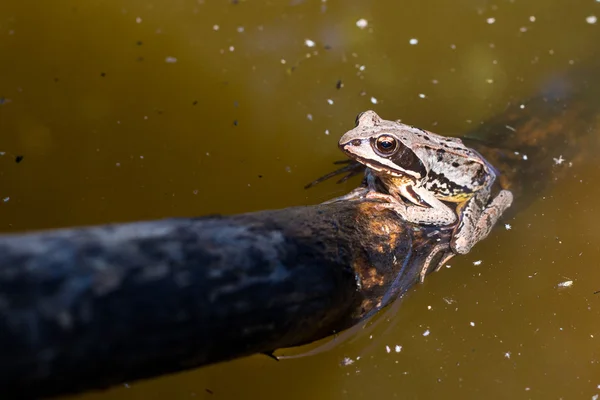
326 110 513 281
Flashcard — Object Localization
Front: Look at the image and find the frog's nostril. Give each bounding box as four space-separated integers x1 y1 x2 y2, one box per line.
350 139 362 146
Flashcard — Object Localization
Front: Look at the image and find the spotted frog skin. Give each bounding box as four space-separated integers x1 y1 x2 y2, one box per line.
327 110 513 281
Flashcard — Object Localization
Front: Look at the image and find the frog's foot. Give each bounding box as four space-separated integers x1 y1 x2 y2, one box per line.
419 243 455 282
322 186 370 204
451 189 513 254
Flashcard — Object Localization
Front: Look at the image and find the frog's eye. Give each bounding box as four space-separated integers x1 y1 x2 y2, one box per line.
355 112 365 126
374 135 398 156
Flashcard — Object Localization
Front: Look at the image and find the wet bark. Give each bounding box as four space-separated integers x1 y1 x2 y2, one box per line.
0 62 598 399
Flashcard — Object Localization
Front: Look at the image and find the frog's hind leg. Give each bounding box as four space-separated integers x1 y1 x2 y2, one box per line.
419 243 455 282
451 189 513 254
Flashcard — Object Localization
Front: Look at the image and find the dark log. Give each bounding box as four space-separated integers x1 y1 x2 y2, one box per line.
0 202 443 400
0 61 598 399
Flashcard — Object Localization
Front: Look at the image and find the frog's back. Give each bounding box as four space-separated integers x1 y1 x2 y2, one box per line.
419 143 494 202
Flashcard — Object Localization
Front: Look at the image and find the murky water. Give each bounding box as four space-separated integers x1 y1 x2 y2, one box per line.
1 0 600 398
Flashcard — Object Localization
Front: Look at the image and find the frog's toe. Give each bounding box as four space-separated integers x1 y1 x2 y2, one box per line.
450 237 472 255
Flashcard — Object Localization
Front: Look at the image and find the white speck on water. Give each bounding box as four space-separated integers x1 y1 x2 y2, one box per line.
304 38 316 47
505 125 516 132
136 17 142 23
143 115 148 120
116 162 121 167
395 345 402 353
557 280 573 288
487 17 496 24
523 154 528 160
470 321 475 327
505 224 512 230
504 352 511 359
520 26 528 32
423 329 430 337
450 44 456 49
529 16 536 22
486 78 494 83
213 24 220 31
587 15 597 24
325 129 330 135
140 155 144 159
229 46 235 52
554 155 565 165
307 114 313 121
370 96 378 104
193 190 199 195
358 65 366 71
280 59 286 64
356 18 368 29
418 93 426 99
341 357 354 366
327 99 334 105
165 56 177 63
237 26 245 33
432 79 439 84
473 260 482 266
123 383 131 389
409 38 418 45
427 305 432 310
520 104 526 109
285 166 292 173
386 345 391 353
3 197 9 203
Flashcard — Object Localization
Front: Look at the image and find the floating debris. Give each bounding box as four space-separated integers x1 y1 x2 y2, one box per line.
553 155 565 165
356 18 368 29
304 38 315 47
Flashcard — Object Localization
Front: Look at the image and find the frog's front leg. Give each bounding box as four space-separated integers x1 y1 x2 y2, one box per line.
322 169 379 204
450 189 513 256
368 185 457 226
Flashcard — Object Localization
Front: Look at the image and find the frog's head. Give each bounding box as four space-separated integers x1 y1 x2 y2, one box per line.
338 110 427 180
